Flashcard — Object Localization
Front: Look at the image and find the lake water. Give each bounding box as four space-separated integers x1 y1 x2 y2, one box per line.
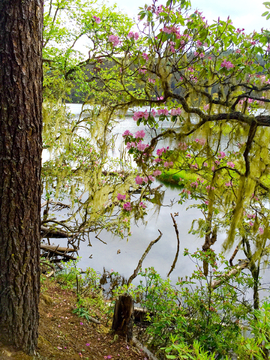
42 103 270 299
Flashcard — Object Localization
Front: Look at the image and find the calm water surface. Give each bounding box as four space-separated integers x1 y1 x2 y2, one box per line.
43 104 270 296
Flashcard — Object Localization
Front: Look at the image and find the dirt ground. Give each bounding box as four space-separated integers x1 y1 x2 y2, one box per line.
0 279 150 360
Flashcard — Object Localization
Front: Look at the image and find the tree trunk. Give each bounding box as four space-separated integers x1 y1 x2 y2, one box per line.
0 0 43 355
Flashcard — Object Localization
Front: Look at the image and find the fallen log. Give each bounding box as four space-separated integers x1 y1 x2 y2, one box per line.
40 244 76 253
40 244 77 261
41 225 71 238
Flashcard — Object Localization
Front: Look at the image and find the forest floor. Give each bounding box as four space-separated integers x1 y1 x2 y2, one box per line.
0 278 150 360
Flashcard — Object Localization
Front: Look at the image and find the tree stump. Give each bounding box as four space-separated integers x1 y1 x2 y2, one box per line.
111 294 134 341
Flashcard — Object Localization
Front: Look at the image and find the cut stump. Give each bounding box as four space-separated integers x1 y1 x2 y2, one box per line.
111 294 134 341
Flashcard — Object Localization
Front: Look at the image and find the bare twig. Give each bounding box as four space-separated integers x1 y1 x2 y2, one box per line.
167 213 180 277
210 260 249 290
127 230 162 286
229 245 239 266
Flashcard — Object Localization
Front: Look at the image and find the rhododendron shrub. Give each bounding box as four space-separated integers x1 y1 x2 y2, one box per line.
90 0 270 308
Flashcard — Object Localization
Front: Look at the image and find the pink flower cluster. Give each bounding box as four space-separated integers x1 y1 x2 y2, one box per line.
122 130 133 137
135 175 154 185
156 147 168 156
195 138 206 146
153 170 162 176
227 161 235 168
134 130 145 139
117 193 126 201
133 110 149 121
138 66 147 74
93 16 101 24
171 108 182 116
137 141 148 151
128 32 139 40
220 60 234 69
218 151 226 159
178 142 188 150
108 35 120 47
123 202 132 211
142 53 149 60
139 202 146 208
157 108 169 116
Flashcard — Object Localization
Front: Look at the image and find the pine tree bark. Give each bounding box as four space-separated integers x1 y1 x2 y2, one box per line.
0 0 43 354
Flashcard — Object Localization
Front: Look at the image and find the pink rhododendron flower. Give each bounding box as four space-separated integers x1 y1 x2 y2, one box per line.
156 147 167 156
117 193 126 201
171 108 182 116
137 141 148 151
157 108 169 116
153 170 162 176
227 161 235 168
178 142 187 150
204 104 210 111
108 34 119 47
151 109 156 117
139 202 146 208
126 141 136 150
195 138 206 146
259 227 264 234
123 130 133 137
220 60 234 69
133 110 149 121
93 16 101 24
123 202 132 211
143 177 149 183
134 130 145 138
249 221 254 226
203 162 208 167
219 151 226 158
148 78 155 84
190 163 198 169
138 67 147 74
135 175 143 185
128 32 139 40
225 182 232 187
142 53 149 60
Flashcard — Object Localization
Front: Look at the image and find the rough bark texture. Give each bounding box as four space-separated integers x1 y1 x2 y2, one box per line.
0 0 43 354
112 295 134 341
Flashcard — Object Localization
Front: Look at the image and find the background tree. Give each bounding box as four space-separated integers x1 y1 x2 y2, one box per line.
0 0 43 354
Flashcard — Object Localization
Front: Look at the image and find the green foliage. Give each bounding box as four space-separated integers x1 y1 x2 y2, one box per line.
262 2 270 20
125 250 253 358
